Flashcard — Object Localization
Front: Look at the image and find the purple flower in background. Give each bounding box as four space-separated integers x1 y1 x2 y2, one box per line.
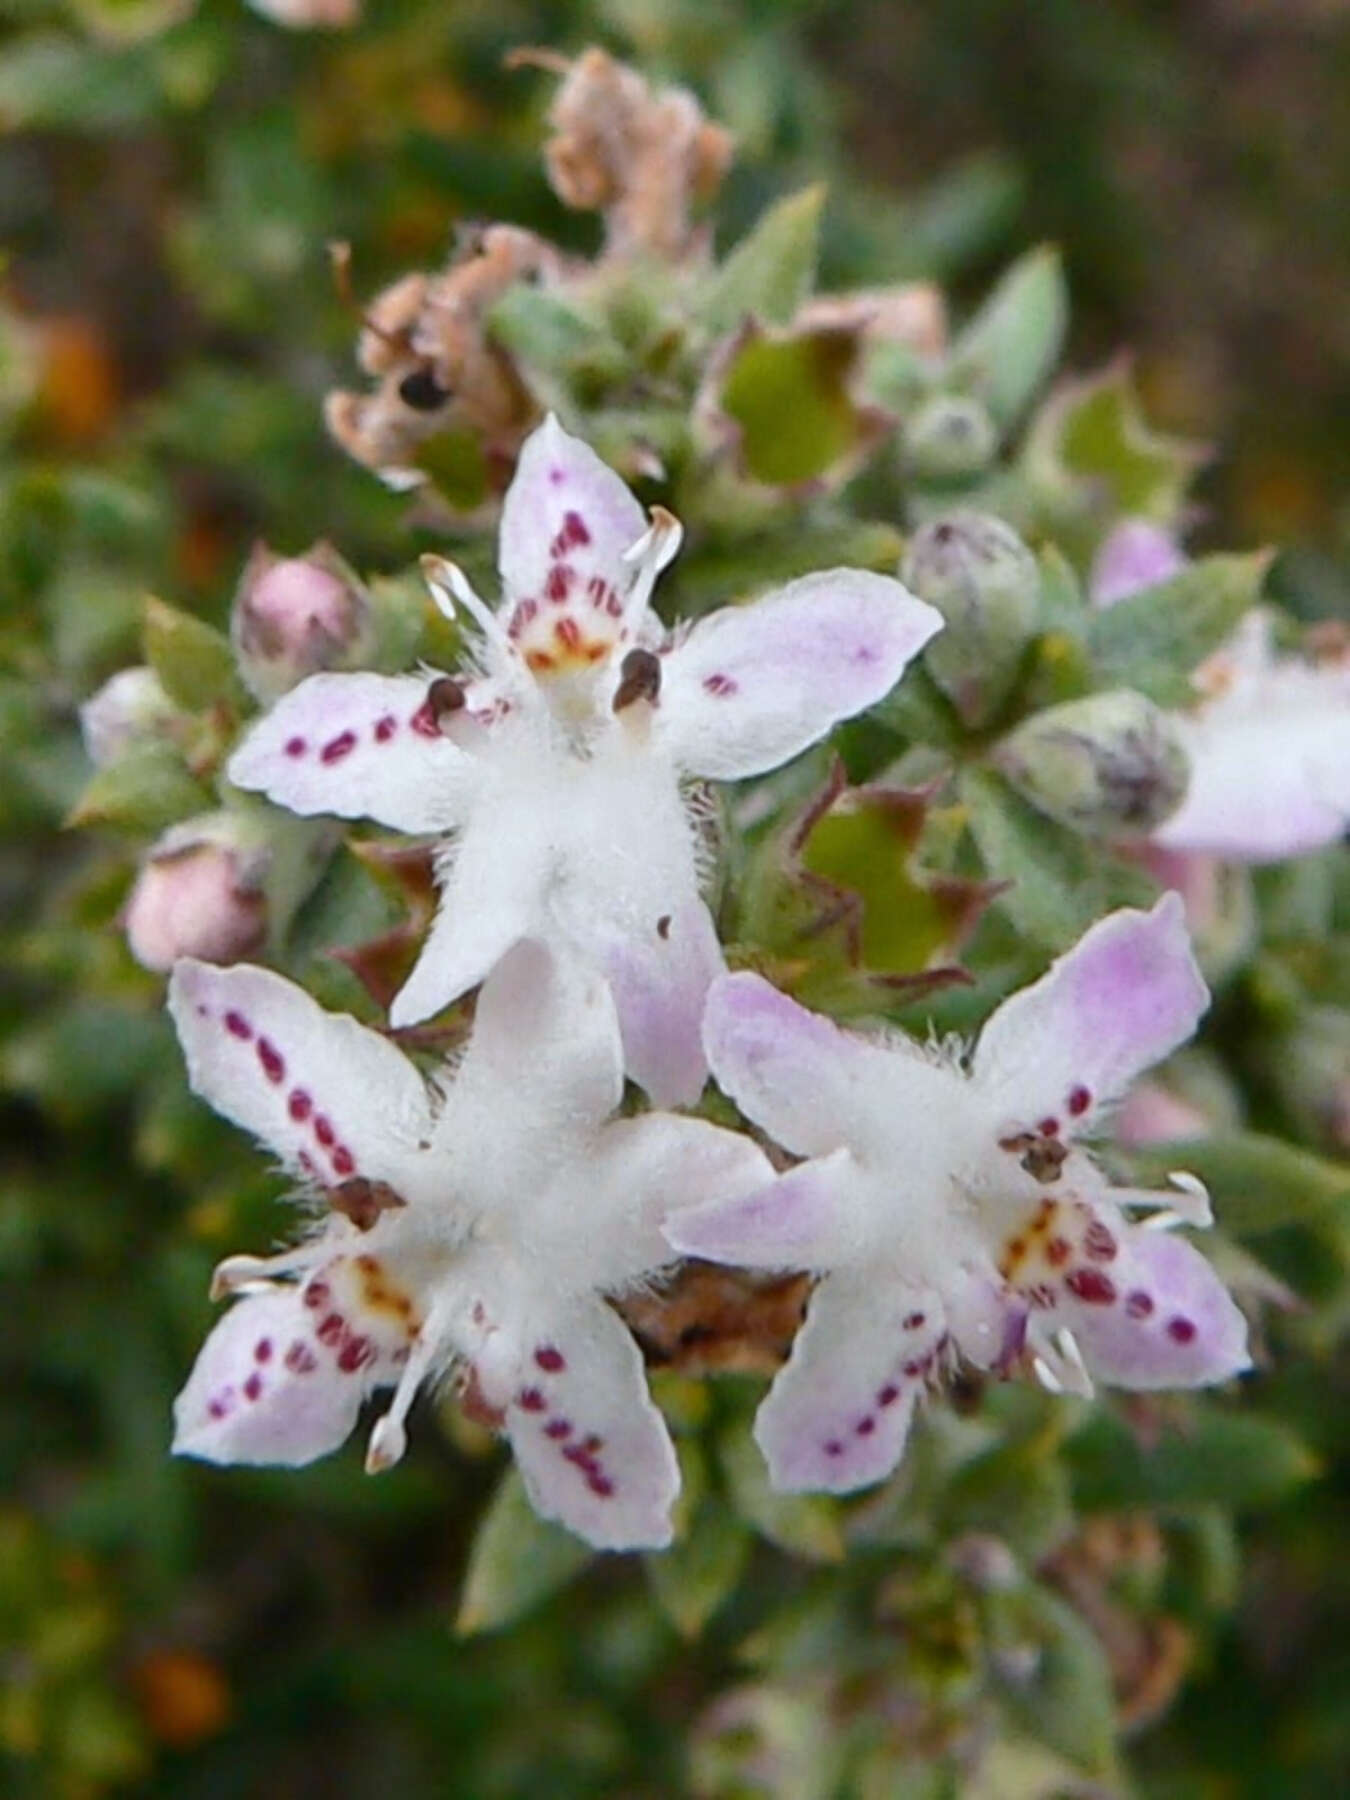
228 416 941 1103
667 895 1249 1495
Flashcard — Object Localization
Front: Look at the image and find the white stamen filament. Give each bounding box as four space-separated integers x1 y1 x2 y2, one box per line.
421 555 523 672
209 1248 323 1302
1031 1325 1095 1399
619 506 683 633
365 1300 454 1475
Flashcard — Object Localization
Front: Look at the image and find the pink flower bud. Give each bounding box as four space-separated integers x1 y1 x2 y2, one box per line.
124 821 267 973
1089 519 1187 608
232 543 370 703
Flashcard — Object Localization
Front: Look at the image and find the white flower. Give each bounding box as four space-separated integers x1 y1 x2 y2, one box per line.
666 895 1250 1496
228 415 941 1103
167 941 771 1550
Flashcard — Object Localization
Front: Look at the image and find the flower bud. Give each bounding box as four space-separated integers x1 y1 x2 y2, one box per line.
231 543 372 703
903 394 998 484
1089 519 1187 608
994 690 1190 835
79 667 177 767
900 512 1040 726
124 816 268 973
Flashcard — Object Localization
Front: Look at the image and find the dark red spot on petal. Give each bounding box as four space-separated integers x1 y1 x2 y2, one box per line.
702 672 738 697
824 1440 843 1457
903 1311 926 1331
314 1116 335 1148
517 1388 546 1412
902 1359 925 1377
1066 1267 1117 1305
877 1384 900 1406
1167 1316 1196 1344
225 1011 252 1041
303 1280 329 1310
317 1312 345 1346
321 730 357 764
285 736 306 758
856 1416 875 1436
337 1334 373 1373
1068 1085 1092 1117
331 1145 355 1178
410 699 439 737
555 615 582 651
587 1473 614 1497
207 1396 230 1420
256 1038 284 1084
285 1341 317 1373
243 1373 263 1402
535 1346 565 1373
545 1418 572 1439
288 1089 312 1122
562 509 591 548
1083 1220 1118 1262
545 564 573 602
374 714 397 742
1046 1236 1071 1267
1038 1117 1061 1138
1125 1290 1155 1319
254 1338 272 1363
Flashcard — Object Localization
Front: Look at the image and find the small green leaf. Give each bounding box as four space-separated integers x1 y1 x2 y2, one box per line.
455 1467 593 1636
1067 1407 1319 1513
720 1420 844 1564
488 286 617 376
990 1584 1118 1773
718 327 881 488
941 1439 1073 1563
959 766 1099 948
143 596 242 712
948 246 1068 432
66 742 210 834
1086 551 1272 704
645 1498 751 1639
702 185 825 337
1124 1131 1350 1237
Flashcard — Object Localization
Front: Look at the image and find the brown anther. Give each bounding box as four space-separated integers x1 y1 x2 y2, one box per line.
329 1178 407 1232
1020 1138 1069 1183
612 647 662 712
427 676 467 727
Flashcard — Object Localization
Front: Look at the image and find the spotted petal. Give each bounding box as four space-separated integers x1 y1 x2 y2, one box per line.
169 960 435 1193
657 571 942 781
484 1293 680 1551
498 414 646 615
666 1150 866 1273
973 894 1208 1132
172 1264 411 1468
753 1270 947 1494
228 672 479 834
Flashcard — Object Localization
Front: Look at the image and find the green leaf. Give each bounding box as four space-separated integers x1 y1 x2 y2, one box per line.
66 742 210 834
143 596 242 713
702 184 825 337
717 327 881 488
958 766 1101 948
455 1468 593 1636
1123 1131 1350 1237
948 246 1068 432
1067 1407 1319 1513
1086 551 1272 704
720 1420 844 1564
644 1498 751 1639
488 286 618 376
941 1439 1073 1563
990 1584 1118 1773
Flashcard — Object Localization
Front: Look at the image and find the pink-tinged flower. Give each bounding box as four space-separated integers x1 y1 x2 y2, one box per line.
666 895 1249 1496
232 542 372 703
125 818 268 972
1150 610 1350 863
167 941 771 1550
1089 520 1187 608
228 415 941 1103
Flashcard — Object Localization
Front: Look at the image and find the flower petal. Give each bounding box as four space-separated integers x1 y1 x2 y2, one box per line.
583 895 725 1106
169 960 434 1191
1153 703 1350 862
703 971 919 1158
657 571 942 780
498 415 646 613
451 939 625 1144
1045 1215 1250 1390
487 1293 680 1551
572 1111 775 1291
172 1254 419 1468
973 894 1208 1130
388 831 542 1028
1088 520 1186 608
665 1150 865 1273
753 1270 947 1494
228 672 478 834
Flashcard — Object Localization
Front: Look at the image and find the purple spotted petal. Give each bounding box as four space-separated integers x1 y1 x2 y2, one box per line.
169 960 434 1193
585 896 726 1107
498 415 646 620
173 1263 413 1467
1055 1221 1250 1390
974 894 1208 1132
228 672 480 834
665 1150 861 1273
657 571 942 781
479 1292 680 1551
752 1271 946 1494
